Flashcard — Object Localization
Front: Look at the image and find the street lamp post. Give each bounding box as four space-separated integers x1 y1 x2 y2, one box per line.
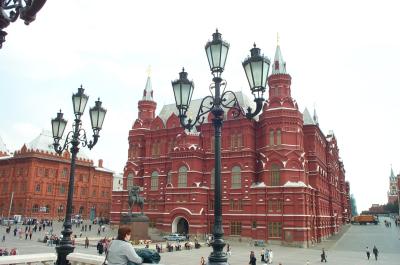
0 0 47 48
172 30 270 265
51 85 106 265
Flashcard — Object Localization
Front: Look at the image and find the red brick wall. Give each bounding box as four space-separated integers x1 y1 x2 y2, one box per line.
0 149 112 220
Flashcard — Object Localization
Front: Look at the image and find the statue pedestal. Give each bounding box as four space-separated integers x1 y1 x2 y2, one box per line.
120 214 150 240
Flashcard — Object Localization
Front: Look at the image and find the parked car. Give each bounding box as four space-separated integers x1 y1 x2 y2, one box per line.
162 233 186 241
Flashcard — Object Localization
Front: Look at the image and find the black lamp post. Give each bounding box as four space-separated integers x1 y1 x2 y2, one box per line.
0 0 47 49
51 85 106 265
172 30 270 265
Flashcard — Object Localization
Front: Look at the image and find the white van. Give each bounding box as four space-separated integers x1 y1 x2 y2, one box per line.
13 215 22 223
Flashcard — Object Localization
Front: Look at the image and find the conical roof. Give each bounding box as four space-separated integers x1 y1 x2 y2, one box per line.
271 45 287 75
390 166 395 179
142 75 154 101
303 108 315 125
0 135 8 154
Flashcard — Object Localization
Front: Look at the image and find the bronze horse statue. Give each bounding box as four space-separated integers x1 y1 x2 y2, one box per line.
128 185 145 215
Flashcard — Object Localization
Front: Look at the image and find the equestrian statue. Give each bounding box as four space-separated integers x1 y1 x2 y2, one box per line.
128 185 145 215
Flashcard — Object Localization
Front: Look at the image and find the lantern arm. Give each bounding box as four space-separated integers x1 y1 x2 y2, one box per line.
244 97 265 119
53 130 74 155
2 0 23 23
2 0 46 24
77 128 98 150
178 95 214 132
20 0 47 25
220 91 264 120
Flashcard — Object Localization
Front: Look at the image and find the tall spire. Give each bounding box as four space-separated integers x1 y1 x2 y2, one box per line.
313 105 319 126
142 66 154 101
390 165 395 179
271 34 287 75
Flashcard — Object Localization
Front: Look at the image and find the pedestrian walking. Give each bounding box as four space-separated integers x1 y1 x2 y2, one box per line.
89 224 92 231
2 235 5 242
269 249 274 264
265 249 270 263
260 248 265 262
97 240 104 255
29 231 32 240
372 245 379 260
366 246 370 260
200 256 206 265
85 237 90 248
321 248 327 262
97 227 101 235
249 250 257 265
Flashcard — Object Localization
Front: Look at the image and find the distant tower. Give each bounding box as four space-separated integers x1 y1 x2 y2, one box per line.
388 165 398 204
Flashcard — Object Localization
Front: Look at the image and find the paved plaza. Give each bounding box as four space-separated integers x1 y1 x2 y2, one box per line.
1 217 400 265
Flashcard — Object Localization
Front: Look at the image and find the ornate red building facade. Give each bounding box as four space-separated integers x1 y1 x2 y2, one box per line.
111 45 352 247
0 131 113 220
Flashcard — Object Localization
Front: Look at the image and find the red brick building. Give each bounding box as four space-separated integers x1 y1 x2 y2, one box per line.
0 131 113 221
111 44 352 247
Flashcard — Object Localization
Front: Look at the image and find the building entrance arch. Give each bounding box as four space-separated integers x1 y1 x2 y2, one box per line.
172 216 189 235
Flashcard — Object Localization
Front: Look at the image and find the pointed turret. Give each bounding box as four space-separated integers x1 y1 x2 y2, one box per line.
267 36 292 101
0 135 8 156
303 108 315 125
142 73 154 101
137 68 157 126
390 165 395 180
272 44 287 75
313 107 319 126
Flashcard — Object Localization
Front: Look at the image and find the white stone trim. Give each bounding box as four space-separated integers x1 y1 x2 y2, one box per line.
0 253 57 265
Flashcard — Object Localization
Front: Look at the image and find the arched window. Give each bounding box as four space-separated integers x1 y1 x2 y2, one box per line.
79 206 84 214
151 171 159 190
231 166 241 188
178 166 188 187
210 168 215 189
269 129 274 146
127 173 134 189
271 164 280 186
277 129 281 145
167 171 172 184
32 204 39 213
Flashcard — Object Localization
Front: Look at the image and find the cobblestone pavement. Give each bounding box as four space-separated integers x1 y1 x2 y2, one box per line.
1 217 400 265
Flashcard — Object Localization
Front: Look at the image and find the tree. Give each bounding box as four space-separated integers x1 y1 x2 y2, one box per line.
350 194 358 216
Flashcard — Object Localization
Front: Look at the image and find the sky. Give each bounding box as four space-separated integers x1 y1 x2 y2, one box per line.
1 0 399 212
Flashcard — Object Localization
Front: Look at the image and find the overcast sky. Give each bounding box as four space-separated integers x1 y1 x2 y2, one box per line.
1 0 399 212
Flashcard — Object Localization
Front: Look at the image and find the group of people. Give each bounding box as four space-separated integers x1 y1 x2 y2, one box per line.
0 248 18 256
384 220 392 227
260 248 274 263
365 245 379 261
247 249 274 265
96 237 112 255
